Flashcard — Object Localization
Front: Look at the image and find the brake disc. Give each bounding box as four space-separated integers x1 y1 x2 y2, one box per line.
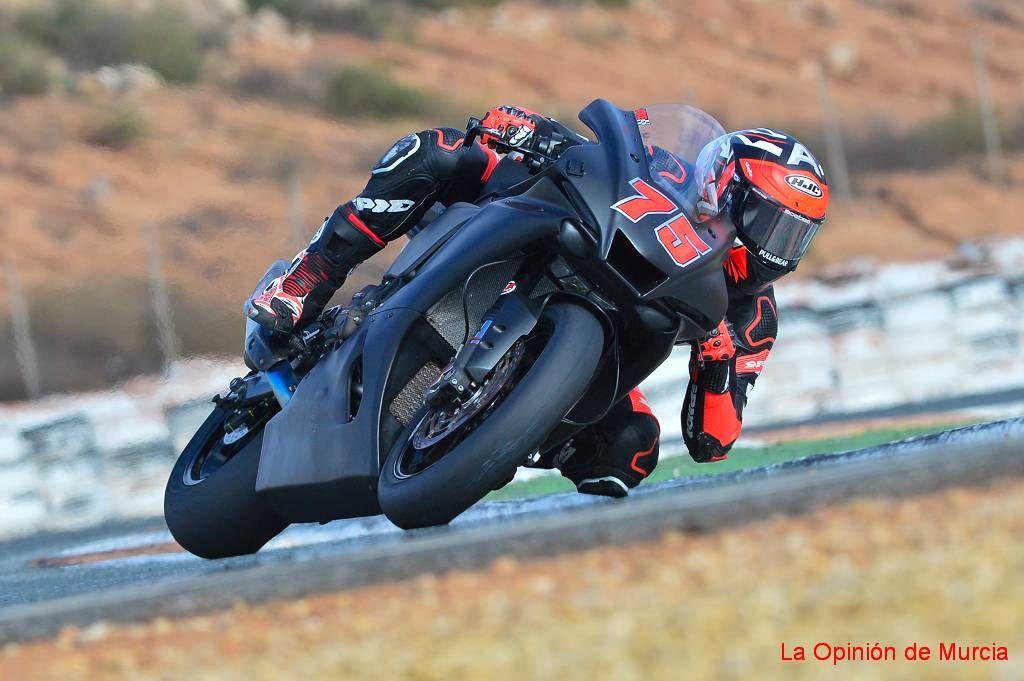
411 341 526 449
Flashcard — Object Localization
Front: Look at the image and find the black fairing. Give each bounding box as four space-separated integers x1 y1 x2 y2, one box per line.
384 203 480 280
558 99 733 338
256 324 379 522
384 192 574 313
255 192 573 522
252 99 733 523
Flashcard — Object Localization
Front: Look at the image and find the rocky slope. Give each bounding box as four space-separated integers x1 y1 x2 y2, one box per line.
0 0 1021 397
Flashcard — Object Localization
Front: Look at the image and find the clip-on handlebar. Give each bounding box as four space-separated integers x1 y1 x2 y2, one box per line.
464 116 561 172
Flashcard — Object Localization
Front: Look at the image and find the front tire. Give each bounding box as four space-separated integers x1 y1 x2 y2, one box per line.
378 302 604 529
164 407 288 559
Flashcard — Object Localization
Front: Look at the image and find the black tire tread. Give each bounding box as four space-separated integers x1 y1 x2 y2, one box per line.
378 302 604 529
164 408 288 559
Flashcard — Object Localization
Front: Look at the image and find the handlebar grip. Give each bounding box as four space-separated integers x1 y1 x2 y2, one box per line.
464 116 557 172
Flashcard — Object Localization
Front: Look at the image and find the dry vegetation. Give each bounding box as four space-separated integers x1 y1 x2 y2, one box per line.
4 478 1023 680
0 0 1022 397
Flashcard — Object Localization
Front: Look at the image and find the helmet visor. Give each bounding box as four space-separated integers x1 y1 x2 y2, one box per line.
732 186 821 268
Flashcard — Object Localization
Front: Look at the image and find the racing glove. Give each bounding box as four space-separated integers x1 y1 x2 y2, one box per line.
480 105 547 149
479 105 568 169
692 319 737 394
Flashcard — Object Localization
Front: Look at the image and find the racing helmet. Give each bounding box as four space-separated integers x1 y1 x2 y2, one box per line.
693 128 829 273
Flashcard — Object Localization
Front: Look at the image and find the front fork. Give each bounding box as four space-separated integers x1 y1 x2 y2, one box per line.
425 258 550 406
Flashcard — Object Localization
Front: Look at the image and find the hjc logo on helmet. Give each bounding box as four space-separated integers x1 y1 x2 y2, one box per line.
784 175 823 198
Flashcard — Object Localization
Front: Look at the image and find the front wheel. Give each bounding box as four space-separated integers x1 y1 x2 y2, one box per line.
164 405 288 559
378 302 604 529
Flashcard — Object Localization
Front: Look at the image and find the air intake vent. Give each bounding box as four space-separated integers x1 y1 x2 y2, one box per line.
607 231 666 295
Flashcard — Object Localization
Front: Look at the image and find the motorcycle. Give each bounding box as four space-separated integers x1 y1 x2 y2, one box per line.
164 99 736 558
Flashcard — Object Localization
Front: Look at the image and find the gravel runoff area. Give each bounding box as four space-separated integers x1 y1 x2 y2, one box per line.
3 474 1022 681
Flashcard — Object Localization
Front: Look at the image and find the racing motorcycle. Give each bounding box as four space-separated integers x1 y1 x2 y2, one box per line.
164 99 736 559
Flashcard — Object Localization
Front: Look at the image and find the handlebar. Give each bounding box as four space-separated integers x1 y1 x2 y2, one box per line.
464 116 561 172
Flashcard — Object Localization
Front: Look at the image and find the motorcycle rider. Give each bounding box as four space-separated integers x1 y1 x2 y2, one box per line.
247 106 829 497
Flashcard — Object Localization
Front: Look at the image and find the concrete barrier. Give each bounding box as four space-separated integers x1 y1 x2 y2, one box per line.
2 242 1023 539
0 360 238 538
645 239 1024 428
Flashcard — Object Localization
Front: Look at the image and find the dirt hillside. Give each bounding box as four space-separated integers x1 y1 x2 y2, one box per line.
0 0 1022 397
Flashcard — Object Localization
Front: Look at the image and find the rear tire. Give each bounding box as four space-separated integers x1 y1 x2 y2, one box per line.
378 302 604 529
164 407 288 559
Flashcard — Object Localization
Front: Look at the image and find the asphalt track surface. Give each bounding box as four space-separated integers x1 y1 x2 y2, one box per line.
0 418 1021 643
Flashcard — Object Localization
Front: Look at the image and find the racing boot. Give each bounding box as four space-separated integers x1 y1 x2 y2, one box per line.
247 204 384 334
553 390 661 498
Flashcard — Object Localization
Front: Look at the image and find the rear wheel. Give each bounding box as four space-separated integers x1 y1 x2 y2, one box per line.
378 302 604 529
164 405 288 559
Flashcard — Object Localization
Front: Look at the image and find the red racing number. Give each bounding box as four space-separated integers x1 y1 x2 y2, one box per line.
611 178 677 222
655 214 711 267
611 177 711 268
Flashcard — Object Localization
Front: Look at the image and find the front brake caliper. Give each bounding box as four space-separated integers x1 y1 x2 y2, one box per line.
424 360 474 408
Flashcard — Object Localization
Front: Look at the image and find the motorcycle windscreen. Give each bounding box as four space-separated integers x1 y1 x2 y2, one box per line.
636 104 726 164
635 104 727 211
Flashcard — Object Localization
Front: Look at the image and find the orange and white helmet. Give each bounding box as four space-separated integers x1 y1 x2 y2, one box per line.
694 128 829 272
